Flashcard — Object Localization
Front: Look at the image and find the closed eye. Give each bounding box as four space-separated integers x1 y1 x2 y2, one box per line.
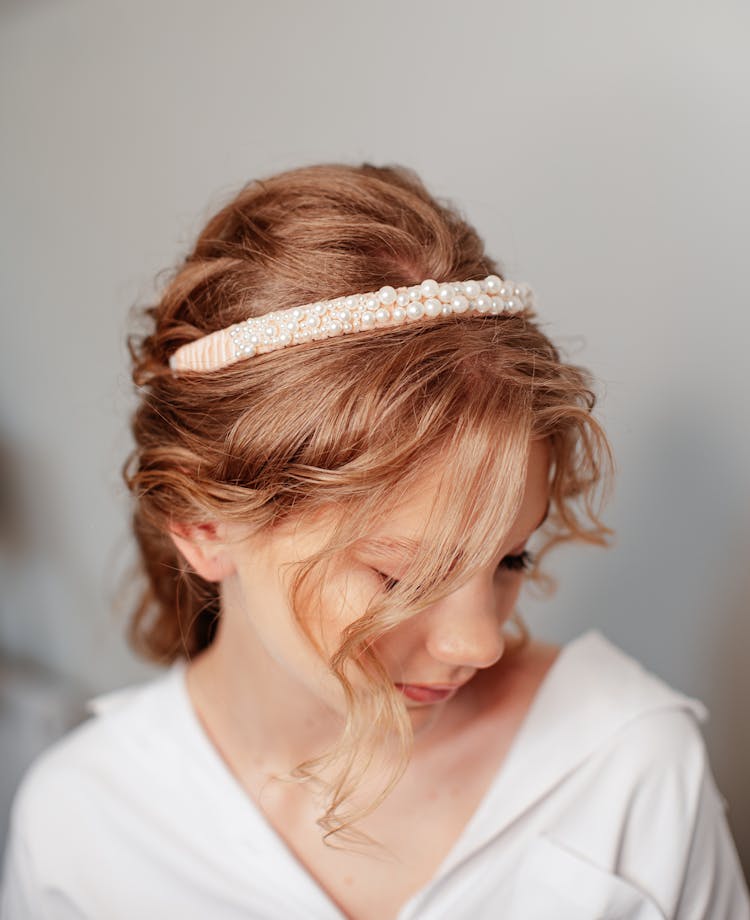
373 550 535 593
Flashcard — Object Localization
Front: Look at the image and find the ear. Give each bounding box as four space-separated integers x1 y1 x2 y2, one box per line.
168 520 236 582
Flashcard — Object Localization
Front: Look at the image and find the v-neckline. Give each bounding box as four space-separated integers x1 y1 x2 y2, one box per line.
168 631 589 920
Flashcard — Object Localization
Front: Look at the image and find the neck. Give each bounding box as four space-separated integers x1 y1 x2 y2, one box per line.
184 604 348 782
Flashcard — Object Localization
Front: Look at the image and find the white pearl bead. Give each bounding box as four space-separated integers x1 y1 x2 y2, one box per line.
491 297 503 314
361 311 375 327
441 304 452 316
485 275 502 294
375 308 391 324
476 294 491 312
365 296 378 311
328 322 342 336
424 298 442 317
406 302 424 319
408 285 422 301
378 285 397 305
393 307 407 322
420 279 439 298
463 280 480 299
451 294 469 313
516 282 531 304
338 308 351 323
396 292 410 308
438 284 454 303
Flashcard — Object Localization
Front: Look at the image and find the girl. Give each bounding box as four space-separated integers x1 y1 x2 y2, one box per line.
1 163 748 919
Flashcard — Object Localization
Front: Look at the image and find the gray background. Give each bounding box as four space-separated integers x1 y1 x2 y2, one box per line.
1 0 748 880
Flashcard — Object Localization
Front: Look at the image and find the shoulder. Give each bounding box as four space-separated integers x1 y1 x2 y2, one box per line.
5 666 180 881
515 632 750 916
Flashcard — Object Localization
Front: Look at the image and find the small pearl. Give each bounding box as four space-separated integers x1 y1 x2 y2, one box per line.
396 292 410 308
491 297 503 314
365 296 378 311
361 311 375 327
313 303 325 314
420 279 439 298
451 294 469 313
516 282 532 304
279 332 292 345
338 308 351 323
485 275 502 294
408 285 422 301
406 302 424 319
393 307 407 322
438 284 454 303
378 285 397 305
375 308 391 324
463 280 480 299
328 321 342 336
476 294 491 312
345 296 358 310
441 304 452 316
424 298 442 317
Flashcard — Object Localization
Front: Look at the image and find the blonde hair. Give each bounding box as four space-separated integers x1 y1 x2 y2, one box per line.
122 161 615 853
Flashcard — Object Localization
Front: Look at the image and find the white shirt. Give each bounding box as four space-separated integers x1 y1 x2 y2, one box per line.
1 628 748 920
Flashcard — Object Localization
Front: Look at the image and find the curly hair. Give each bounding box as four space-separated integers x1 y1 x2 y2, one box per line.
122 161 616 853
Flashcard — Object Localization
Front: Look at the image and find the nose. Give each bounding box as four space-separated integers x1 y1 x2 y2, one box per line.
424 574 508 671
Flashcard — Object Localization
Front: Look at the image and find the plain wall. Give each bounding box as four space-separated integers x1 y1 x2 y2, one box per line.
1 0 748 873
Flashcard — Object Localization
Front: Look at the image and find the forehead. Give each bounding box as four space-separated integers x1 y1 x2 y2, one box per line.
357 438 551 558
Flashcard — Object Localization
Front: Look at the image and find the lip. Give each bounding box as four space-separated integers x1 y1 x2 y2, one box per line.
394 683 462 703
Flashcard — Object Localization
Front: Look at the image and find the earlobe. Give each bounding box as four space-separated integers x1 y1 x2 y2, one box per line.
168 521 236 582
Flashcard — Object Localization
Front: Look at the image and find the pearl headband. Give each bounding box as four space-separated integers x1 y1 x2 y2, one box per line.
168 274 536 373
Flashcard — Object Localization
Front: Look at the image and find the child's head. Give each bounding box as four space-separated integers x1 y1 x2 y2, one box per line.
123 162 614 847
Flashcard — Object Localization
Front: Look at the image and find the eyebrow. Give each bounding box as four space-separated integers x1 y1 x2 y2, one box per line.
361 500 551 560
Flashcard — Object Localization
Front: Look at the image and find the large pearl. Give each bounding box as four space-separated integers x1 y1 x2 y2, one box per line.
420 279 439 298
378 285 397 305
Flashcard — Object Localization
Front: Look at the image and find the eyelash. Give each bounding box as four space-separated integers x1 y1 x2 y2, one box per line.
373 550 536 592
